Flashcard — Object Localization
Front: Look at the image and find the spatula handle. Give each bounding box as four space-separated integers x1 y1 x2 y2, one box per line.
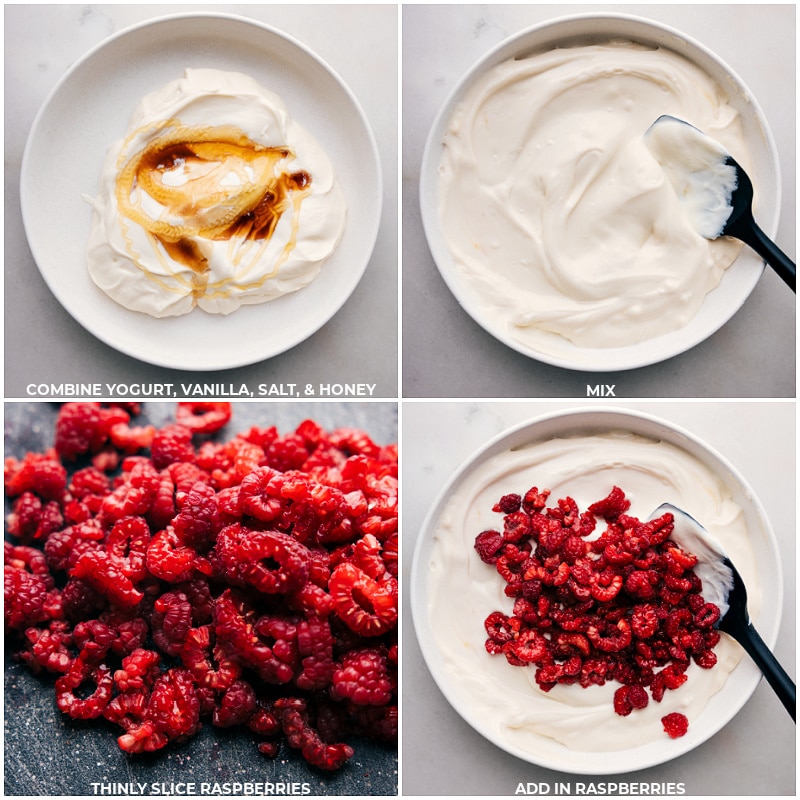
737 622 796 721
740 216 796 292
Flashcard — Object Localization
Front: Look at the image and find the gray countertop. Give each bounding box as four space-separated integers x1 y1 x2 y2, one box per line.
4 4 398 398
402 4 796 398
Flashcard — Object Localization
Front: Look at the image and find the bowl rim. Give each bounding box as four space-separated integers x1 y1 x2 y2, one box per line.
410 405 784 773
419 11 782 372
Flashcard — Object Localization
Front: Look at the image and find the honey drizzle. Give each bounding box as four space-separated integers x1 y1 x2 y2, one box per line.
115 122 313 298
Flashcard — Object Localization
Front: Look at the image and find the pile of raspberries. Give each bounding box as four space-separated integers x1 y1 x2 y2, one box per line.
474 485 722 740
4 402 397 771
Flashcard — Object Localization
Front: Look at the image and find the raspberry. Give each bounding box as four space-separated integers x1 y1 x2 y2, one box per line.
473 529 505 564
295 616 335 691
146 527 198 584
587 486 631 521
151 591 193 656
54 403 129 460
613 684 649 716
661 711 689 738
329 562 398 636
273 697 354 771
172 481 220 550
150 424 195 470
265 433 311 472
176 402 233 434
331 647 392 706
106 516 150 582
18 620 74 674
5 450 67 500
114 648 161 692
144 667 201 741
55 659 114 720
493 493 522 514
70 551 144 609
232 529 311 595
213 679 256 727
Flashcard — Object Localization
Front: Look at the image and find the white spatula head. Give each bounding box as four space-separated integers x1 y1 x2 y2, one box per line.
644 115 738 239
649 502 734 619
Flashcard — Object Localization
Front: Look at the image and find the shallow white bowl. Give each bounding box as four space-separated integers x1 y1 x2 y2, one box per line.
21 12 381 371
410 407 782 773
419 13 781 372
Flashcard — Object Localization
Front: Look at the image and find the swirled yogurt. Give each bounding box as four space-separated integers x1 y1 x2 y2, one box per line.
87 69 346 317
438 41 750 353
426 431 758 754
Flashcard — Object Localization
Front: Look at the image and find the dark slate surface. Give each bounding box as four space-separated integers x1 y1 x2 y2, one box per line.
4 401 398 797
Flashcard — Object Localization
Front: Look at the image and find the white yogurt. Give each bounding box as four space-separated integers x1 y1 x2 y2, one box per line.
426 432 756 753
87 69 346 317
437 41 749 353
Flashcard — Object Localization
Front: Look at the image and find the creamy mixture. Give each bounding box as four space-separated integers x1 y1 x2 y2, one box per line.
426 432 757 754
87 69 346 317
438 41 749 353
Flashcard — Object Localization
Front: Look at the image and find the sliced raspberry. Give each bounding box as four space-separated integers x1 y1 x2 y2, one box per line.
145 667 201 741
55 659 114 720
176 402 233 434
273 697 354 771
109 422 156 453
587 486 631 521
233 530 311 595
17 620 74 674
172 481 220 550
146 527 198 584
328 562 397 636
54 403 105 460
295 616 335 691
150 424 195 470
151 591 193 657
106 516 150 583
114 648 161 692
213 679 256 727
70 550 143 609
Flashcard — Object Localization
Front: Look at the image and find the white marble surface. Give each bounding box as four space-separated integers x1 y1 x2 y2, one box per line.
402 4 796 397
401 400 796 795
4 4 398 396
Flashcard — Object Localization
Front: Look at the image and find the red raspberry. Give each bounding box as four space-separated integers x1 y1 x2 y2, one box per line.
176 402 233 434
172 481 220 550
212 679 256 728
613 684 649 716
55 659 114 720
273 697 354 771
328 562 397 637
54 403 106 460
587 486 631 521
150 424 195 470
661 711 689 738
331 647 393 706
70 550 144 609
145 667 201 741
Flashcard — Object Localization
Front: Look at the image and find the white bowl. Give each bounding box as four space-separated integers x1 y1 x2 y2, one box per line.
410 407 782 773
419 13 781 372
20 12 381 371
